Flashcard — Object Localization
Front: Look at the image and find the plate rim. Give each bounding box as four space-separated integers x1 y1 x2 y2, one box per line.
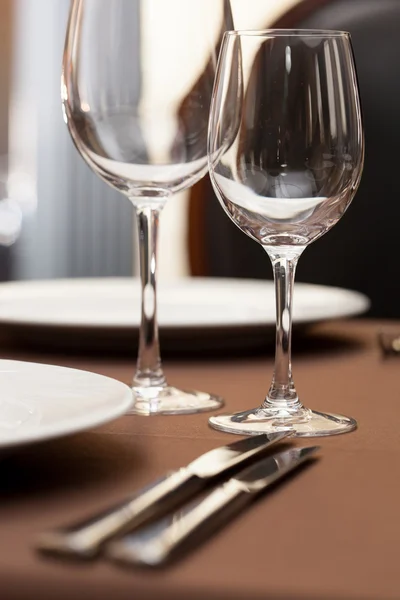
0 359 133 449
0 277 371 331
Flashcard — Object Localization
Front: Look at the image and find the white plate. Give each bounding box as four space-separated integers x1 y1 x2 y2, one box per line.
0 278 370 352
0 360 132 449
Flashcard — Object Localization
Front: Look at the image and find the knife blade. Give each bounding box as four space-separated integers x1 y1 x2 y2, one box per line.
36 431 291 559
106 446 318 568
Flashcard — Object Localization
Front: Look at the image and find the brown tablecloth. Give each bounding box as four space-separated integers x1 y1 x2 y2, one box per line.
1 319 399 600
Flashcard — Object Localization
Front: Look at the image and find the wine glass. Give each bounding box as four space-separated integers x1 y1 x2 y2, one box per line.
207 30 364 436
62 0 234 415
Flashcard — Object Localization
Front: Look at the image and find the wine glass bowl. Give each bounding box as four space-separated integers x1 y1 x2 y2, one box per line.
63 0 234 415
208 30 364 436
210 30 363 248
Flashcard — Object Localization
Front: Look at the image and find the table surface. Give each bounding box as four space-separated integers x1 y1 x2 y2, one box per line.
1 319 399 600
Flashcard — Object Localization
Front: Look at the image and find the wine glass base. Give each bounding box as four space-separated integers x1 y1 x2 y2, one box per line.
209 407 357 437
129 385 223 416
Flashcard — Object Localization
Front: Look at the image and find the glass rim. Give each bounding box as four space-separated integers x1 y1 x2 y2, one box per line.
225 29 350 38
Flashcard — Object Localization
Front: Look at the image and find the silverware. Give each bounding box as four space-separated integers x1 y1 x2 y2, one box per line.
378 331 400 355
36 431 291 559
106 446 319 568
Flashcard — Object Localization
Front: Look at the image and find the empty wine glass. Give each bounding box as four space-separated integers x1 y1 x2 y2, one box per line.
208 30 364 436
62 0 234 415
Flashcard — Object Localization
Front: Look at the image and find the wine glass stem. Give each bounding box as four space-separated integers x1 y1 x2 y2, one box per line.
264 246 305 414
132 204 166 389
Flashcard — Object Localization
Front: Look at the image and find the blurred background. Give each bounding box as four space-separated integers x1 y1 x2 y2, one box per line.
0 0 302 282
0 0 397 316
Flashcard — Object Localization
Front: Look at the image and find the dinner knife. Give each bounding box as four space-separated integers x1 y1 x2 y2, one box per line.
36 431 291 559
106 445 318 568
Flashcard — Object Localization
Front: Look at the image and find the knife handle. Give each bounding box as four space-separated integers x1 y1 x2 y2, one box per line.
36 468 203 559
106 478 250 567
